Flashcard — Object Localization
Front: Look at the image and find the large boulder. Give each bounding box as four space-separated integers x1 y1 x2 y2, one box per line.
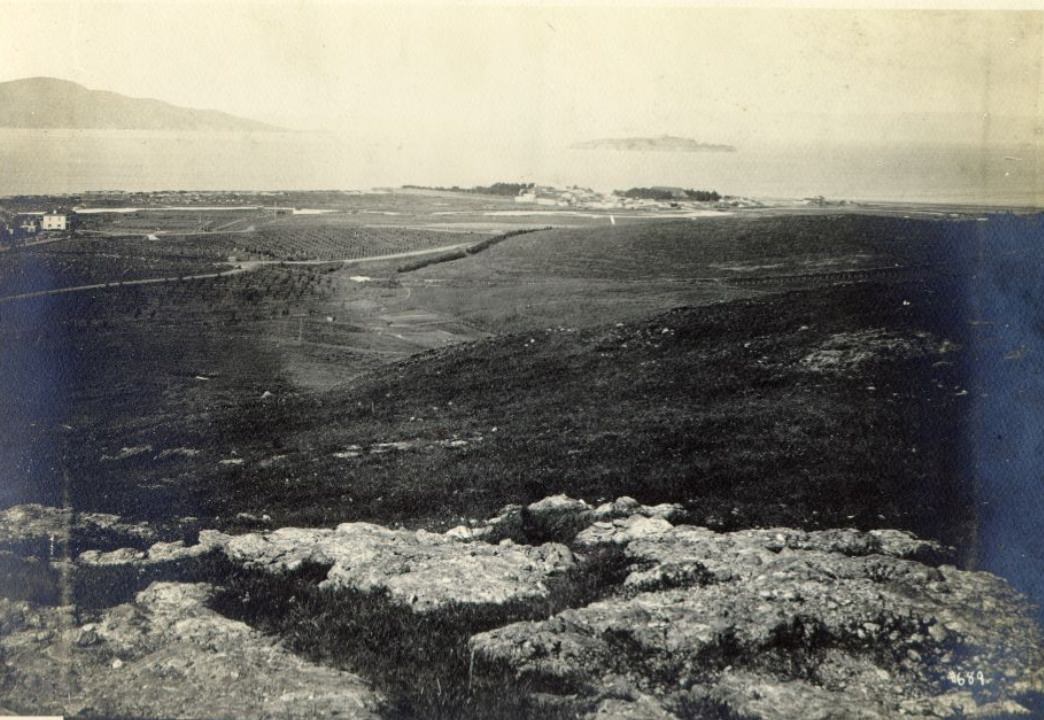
210 522 576 612
523 494 597 541
471 518 1044 719
0 582 382 719
472 495 687 544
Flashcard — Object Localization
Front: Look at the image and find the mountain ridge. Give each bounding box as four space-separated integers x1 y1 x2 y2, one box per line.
0 77 284 132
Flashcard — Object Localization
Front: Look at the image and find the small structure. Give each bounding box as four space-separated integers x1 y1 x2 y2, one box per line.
41 212 68 231
20 218 39 234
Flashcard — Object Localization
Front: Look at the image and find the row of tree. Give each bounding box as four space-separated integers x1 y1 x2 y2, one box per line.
402 182 535 196
615 187 721 202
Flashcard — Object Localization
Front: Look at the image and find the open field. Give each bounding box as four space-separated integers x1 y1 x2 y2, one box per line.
246 215 483 261
0 237 217 296
410 214 969 281
76 208 263 234
397 213 979 333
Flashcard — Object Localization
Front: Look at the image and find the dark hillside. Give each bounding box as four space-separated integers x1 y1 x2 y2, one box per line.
31 274 976 552
275 276 975 547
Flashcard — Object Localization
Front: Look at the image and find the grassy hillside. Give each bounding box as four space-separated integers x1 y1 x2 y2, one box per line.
7 274 973 552
3 211 1012 556
268 277 974 546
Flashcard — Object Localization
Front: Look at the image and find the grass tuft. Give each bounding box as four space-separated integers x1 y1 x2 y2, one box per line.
209 544 631 719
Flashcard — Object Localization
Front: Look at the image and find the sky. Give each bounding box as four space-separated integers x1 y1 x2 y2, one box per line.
1 2 1041 150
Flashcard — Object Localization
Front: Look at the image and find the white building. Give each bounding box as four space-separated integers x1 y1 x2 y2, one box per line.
41 213 68 231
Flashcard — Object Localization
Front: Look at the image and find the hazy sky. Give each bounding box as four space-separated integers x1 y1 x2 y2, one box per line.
1 2 1040 152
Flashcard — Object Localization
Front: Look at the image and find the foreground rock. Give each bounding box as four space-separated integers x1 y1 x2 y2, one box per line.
461 494 688 544
209 522 576 611
4 498 1041 719
0 582 381 719
77 533 225 566
471 515 1044 720
0 503 159 555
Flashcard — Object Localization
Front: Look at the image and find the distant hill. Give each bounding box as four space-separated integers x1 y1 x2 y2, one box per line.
571 134 736 152
0 77 282 132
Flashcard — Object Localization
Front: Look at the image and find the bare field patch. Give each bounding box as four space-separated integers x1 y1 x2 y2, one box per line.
801 328 959 374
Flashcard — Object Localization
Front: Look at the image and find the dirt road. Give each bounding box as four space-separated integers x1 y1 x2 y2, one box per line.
0 242 476 304
227 242 474 271
0 268 248 304
0 235 71 253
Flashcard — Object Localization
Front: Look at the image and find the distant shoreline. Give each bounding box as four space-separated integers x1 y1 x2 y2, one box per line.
1 188 1039 216
570 135 738 153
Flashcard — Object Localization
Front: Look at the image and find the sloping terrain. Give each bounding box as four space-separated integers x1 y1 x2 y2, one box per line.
9 276 975 554
1 213 1015 548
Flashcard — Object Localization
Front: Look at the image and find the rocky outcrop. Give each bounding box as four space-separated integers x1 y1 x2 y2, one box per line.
575 518 952 590
453 494 687 544
471 515 1044 719
0 503 159 555
0 582 382 719
208 522 576 612
3 498 1041 720
192 495 679 612
77 534 224 566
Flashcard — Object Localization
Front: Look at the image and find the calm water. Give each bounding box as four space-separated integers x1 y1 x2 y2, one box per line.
1 129 1039 207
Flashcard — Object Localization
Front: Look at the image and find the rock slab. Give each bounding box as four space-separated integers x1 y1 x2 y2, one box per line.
211 521 576 611
0 582 381 719
471 516 1044 720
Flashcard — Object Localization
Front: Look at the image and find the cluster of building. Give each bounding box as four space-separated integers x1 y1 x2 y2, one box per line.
513 185 761 211
514 186 610 207
0 210 74 245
